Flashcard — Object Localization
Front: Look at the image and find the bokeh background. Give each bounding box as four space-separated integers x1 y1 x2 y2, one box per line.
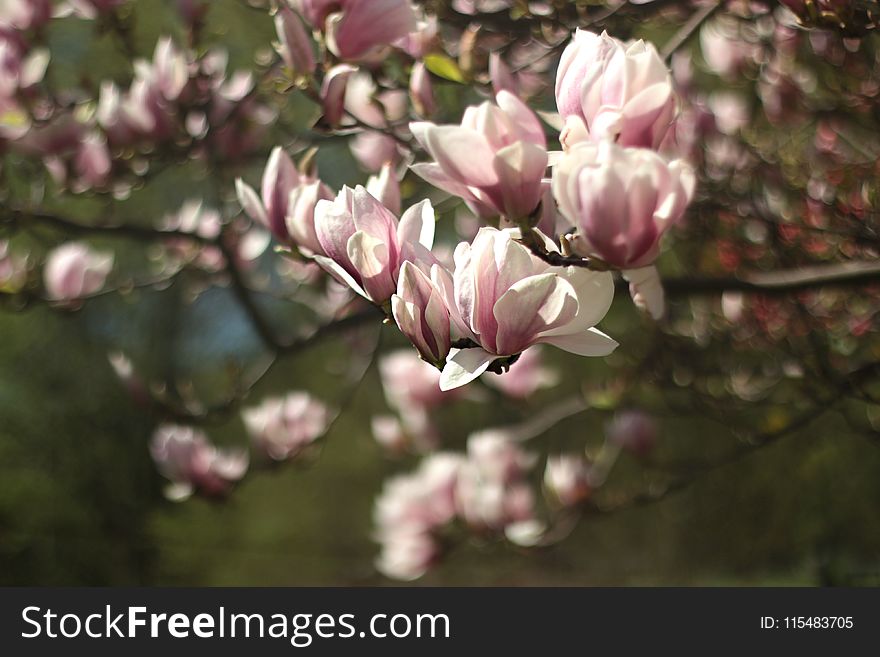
3 0 880 586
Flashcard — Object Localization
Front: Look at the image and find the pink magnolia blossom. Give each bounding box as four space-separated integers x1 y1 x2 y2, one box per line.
410 90 548 221
439 227 616 391
43 242 113 302
552 140 695 269
319 64 356 127
150 424 248 501
555 30 676 150
312 185 435 305
544 454 591 506
322 0 418 62
242 392 332 462
274 4 315 77
235 146 333 253
391 261 458 367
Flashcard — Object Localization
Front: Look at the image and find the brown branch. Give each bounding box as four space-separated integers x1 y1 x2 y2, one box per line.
661 0 722 61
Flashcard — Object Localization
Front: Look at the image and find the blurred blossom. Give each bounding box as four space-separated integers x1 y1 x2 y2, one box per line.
395 12 438 59
0 0 52 30
553 141 695 269
455 430 537 530
73 132 112 190
411 91 548 221
707 92 750 136
107 351 151 408
489 51 518 97
374 431 543 579
150 424 248 501
43 242 113 302
0 240 27 292
699 16 759 79
379 350 460 449
64 0 127 19
313 185 435 305
380 349 458 414
408 61 435 118
483 345 558 399
350 130 403 173
365 162 401 215
371 414 409 455
275 4 316 77
555 30 676 151
242 392 332 462
323 0 418 62
235 146 333 253
544 454 591 506
606 410 657 456
440 227 616 391
374 452 463 580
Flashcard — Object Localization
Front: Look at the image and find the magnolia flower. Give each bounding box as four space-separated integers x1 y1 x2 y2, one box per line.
235 146 332 253
319 64 357 127
322 0 418 62
242 392 332 462
555 30 676 150
150 424 249 501
544 454 591 506
43 242 113 302
410 91 548 221
274 4 315 77
552 141 695 269
313 185 435 305
439 227 616 391
392 261 457 367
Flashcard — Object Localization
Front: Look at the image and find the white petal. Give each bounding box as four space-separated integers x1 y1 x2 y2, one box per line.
439 347 497 391
540 328 618 356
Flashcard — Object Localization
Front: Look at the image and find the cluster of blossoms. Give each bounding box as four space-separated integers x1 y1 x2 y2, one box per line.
148 390 332 500
243 23 694 396
374 430 538 580
374 408 660 580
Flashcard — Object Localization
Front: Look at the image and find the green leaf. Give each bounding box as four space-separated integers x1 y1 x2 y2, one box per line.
424 54 466 84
